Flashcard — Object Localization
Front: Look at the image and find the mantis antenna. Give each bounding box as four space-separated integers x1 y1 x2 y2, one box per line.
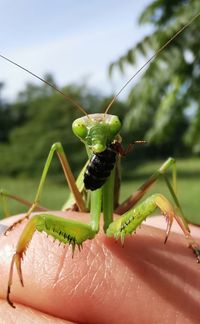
104 10 200 114
0 53 89 117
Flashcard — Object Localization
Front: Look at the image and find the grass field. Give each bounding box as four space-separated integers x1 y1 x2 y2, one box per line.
0 158 200 225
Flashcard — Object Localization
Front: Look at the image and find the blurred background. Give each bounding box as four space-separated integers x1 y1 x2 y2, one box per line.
0 0 200 224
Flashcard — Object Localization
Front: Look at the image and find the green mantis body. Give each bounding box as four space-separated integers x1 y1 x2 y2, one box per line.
1 11 200 308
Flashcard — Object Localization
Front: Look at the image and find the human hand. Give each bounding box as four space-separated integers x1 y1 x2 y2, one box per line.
0 212 200 324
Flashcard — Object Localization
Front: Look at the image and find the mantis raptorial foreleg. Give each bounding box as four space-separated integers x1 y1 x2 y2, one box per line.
7 213 97 307
4 142 86 234
5 143 102 307
108 194 200 261
115 156 190 234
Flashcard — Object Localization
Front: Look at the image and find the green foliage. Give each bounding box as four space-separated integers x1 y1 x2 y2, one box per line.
0 83 16 143
0 104 15 142
0 77 128 177
109 0 200 155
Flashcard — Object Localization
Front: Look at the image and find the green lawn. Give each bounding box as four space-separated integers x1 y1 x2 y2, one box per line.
0 158 200 225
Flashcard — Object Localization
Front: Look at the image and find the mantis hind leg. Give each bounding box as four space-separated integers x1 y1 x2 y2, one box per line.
108 193 200 262
0 189 47 218
116 157 179 214
4 142 86 234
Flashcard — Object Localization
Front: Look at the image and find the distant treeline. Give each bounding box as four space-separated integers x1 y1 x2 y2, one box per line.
0 75 198 179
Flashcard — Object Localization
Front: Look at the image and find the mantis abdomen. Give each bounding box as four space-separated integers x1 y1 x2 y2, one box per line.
84 143 117 190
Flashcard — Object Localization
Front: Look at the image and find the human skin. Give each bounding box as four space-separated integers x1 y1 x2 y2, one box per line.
0 212 200 324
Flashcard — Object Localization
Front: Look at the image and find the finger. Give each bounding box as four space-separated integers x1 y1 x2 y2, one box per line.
0 212 200 323
146 215 200 237
0 299 73 324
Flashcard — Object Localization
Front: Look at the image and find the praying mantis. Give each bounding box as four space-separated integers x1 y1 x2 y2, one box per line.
0 10 200 309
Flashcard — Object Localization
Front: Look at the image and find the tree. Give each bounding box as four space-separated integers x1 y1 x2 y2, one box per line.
0 82 16 143
109 0 200 155
0 80 128 177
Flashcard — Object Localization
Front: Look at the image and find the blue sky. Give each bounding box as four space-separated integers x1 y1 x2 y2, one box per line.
0 0 152 100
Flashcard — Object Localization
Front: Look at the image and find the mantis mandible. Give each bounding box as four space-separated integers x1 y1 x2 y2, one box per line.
0 11 200 309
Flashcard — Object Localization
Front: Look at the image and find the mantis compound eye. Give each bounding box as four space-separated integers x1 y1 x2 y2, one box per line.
108 115 121 137
72 120 87 139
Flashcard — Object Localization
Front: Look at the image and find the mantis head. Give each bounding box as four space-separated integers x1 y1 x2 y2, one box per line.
72 113 121 153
